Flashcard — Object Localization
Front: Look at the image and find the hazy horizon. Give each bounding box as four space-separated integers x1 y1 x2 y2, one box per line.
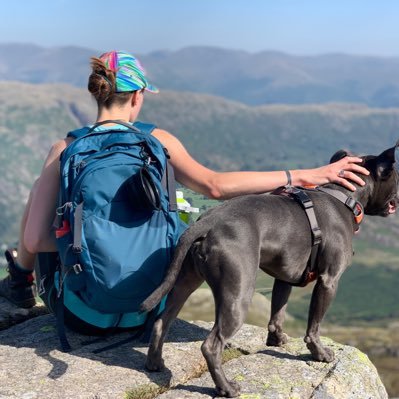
4 41 399 60
2 1 399 58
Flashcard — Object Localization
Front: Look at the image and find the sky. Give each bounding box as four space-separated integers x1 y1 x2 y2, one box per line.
1 0 399 56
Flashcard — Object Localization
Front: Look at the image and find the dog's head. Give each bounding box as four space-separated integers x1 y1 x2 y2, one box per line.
330 144 399 217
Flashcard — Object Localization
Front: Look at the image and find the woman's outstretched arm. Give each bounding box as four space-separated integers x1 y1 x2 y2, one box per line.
153 129 369 200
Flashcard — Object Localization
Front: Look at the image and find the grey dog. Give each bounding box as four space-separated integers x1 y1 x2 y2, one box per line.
141 145 398 397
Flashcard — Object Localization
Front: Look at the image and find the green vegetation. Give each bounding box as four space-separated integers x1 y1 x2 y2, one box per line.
1 82 398 395
178 187 220 222
273 262 399 325
0 82 398 325
125 384 168 399
222 347 247 363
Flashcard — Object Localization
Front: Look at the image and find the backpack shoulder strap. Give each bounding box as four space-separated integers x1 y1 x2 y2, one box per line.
133 121 156 135
134 121 176 211
66 120 154 139
67 126 91 140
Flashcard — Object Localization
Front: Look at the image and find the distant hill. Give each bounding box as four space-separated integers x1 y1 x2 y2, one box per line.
1 81 399 253
1 81 399 345
1 80 397 394
3 43 399 107
0 43 94 87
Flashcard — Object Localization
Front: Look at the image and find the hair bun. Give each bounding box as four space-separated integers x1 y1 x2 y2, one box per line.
88 57 116 103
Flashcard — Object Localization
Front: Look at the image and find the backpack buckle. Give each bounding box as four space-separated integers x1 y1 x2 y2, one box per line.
73 264 82 274
38 276 46 296
72 246 82 254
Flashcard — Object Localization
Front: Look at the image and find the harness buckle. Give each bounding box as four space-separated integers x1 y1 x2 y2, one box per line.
345 197 356 210
353 202 363 216
291 189 313 209
312 227 322 245
302 199 313 209
354 203 364 224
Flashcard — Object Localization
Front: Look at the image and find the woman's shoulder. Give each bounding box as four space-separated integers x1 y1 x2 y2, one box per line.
152 128 182 148
48 137 74 158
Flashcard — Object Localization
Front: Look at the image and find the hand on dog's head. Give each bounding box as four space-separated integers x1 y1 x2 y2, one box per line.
330 145 397 180
329 149 355 164
330 144 399 216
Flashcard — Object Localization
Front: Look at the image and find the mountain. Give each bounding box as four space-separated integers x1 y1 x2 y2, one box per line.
142 47 399 107
0 43 94 87
3 44 399 107
1 80 398 321
1 81 398 250
0 82 94 244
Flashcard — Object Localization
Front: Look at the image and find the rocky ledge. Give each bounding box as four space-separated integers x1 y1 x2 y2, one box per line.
0 301 388 399
0 297 49 330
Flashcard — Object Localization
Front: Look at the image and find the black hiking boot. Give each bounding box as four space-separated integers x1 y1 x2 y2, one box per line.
0 248 36 308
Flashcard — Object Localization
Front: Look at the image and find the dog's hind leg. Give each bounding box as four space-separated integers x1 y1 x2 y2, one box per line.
201 279 255 397
145 259 204 372
266 279 292 347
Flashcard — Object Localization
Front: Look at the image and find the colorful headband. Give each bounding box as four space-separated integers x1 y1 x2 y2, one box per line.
99 51 159 93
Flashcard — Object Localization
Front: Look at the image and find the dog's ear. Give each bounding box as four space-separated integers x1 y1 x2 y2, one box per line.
329 149 354 164
374 142 399 179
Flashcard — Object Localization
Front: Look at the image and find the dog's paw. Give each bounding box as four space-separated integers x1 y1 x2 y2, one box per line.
216 380 241 398
266 331 288 347
145 357 165 372
317 347 335 363
307 343 335 363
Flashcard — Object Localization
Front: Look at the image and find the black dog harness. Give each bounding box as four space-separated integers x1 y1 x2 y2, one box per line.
271 185 364 287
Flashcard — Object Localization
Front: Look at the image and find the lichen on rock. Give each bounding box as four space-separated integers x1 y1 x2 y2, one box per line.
0 313 388 399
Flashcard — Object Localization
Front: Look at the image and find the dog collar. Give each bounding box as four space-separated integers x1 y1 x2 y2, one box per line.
316 187 364 227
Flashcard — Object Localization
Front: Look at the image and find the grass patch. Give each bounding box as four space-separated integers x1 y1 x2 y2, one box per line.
222 346 247 363
125 384 168 399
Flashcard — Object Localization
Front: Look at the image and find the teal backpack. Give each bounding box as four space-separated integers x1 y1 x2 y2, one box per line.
36 120 184 351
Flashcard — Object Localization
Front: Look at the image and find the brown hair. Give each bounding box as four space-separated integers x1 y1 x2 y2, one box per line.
87 57 133 108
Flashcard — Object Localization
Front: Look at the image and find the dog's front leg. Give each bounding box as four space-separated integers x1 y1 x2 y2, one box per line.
266 279 292 347
304 275 338 362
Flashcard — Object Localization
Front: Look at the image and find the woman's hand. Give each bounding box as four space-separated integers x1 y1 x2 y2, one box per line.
310 156 370 191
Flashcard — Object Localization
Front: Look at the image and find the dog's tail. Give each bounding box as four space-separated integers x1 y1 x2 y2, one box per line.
139 219 211 313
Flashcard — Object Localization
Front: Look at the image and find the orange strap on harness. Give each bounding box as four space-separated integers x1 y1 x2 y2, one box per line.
316 187 364 231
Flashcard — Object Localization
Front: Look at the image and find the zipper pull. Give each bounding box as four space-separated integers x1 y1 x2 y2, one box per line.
56 202 72 216
139 144 153 165
75 160 86 175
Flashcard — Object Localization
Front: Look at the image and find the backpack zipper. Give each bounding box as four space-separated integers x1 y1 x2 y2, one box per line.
70 154 145 202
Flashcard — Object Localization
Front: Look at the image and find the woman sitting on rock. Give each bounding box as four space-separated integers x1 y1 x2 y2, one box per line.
0 50 368 310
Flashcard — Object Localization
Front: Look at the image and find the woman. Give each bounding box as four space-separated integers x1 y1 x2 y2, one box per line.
0 50 369 308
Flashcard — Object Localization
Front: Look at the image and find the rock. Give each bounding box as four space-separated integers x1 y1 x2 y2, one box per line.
0 316 387 399
158 337 388 399
0 297 49 330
